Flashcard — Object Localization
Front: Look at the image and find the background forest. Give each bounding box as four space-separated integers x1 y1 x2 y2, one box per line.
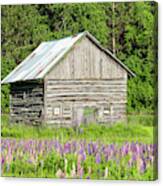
1 2 158 179
1 1 158 114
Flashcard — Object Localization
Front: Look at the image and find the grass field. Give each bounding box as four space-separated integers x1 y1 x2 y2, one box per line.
1 114 156 144
1 114 158 180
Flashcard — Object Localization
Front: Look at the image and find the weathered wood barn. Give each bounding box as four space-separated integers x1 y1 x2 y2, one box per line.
2 31 135 126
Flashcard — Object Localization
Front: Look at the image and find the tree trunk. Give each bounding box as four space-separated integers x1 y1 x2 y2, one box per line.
112 2 116 55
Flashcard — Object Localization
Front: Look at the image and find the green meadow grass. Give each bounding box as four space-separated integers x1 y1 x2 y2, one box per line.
1 114 156 144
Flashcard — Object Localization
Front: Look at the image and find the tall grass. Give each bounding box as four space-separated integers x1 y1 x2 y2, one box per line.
127 114 156 126
1 114 156 144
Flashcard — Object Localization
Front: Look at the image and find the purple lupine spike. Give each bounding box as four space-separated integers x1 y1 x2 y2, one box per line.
82 152 86 161
87 143 92 155
79 148 84 154
78 148 86 161
140 158 146 173
132 154 137 161
64 142 71 154
1 157 5 165
92 143 98 154
125 146 129 155
95 153 101 164
101 145 105 152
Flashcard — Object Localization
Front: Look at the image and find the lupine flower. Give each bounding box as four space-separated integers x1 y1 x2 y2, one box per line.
64 143 71 154
132 154 137 161
78 167 83 178
1 139 157 179
87 144 92 155
95 153 101 164
1 157 5 165
140 158 146 173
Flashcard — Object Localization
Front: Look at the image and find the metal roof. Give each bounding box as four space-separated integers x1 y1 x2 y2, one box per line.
1 31 135 84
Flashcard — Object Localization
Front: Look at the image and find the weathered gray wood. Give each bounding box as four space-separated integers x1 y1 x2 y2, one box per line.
10 81 44 124
45 37 126 80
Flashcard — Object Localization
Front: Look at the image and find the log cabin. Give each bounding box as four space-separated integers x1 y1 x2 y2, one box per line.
2 31 135 126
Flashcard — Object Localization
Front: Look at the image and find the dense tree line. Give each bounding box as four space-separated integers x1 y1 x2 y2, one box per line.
1 2 157 113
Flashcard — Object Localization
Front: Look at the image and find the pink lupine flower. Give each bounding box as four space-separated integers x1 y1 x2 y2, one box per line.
78 167 83 178
77 154 84 178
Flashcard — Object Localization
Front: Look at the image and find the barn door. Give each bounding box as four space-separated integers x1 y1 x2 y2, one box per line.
83 107 97 124
73 107 84 126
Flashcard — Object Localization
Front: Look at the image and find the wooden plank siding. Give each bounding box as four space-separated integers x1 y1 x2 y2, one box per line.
46 37 127 80
10 81 44 124
44 37 128 125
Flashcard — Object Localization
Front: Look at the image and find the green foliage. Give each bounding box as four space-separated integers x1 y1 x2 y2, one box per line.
38 3 108 46
1 2 158 113
1 114 155 144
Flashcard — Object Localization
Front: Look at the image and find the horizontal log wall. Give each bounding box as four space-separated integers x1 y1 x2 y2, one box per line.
44 79 127 125
10 81 44 124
